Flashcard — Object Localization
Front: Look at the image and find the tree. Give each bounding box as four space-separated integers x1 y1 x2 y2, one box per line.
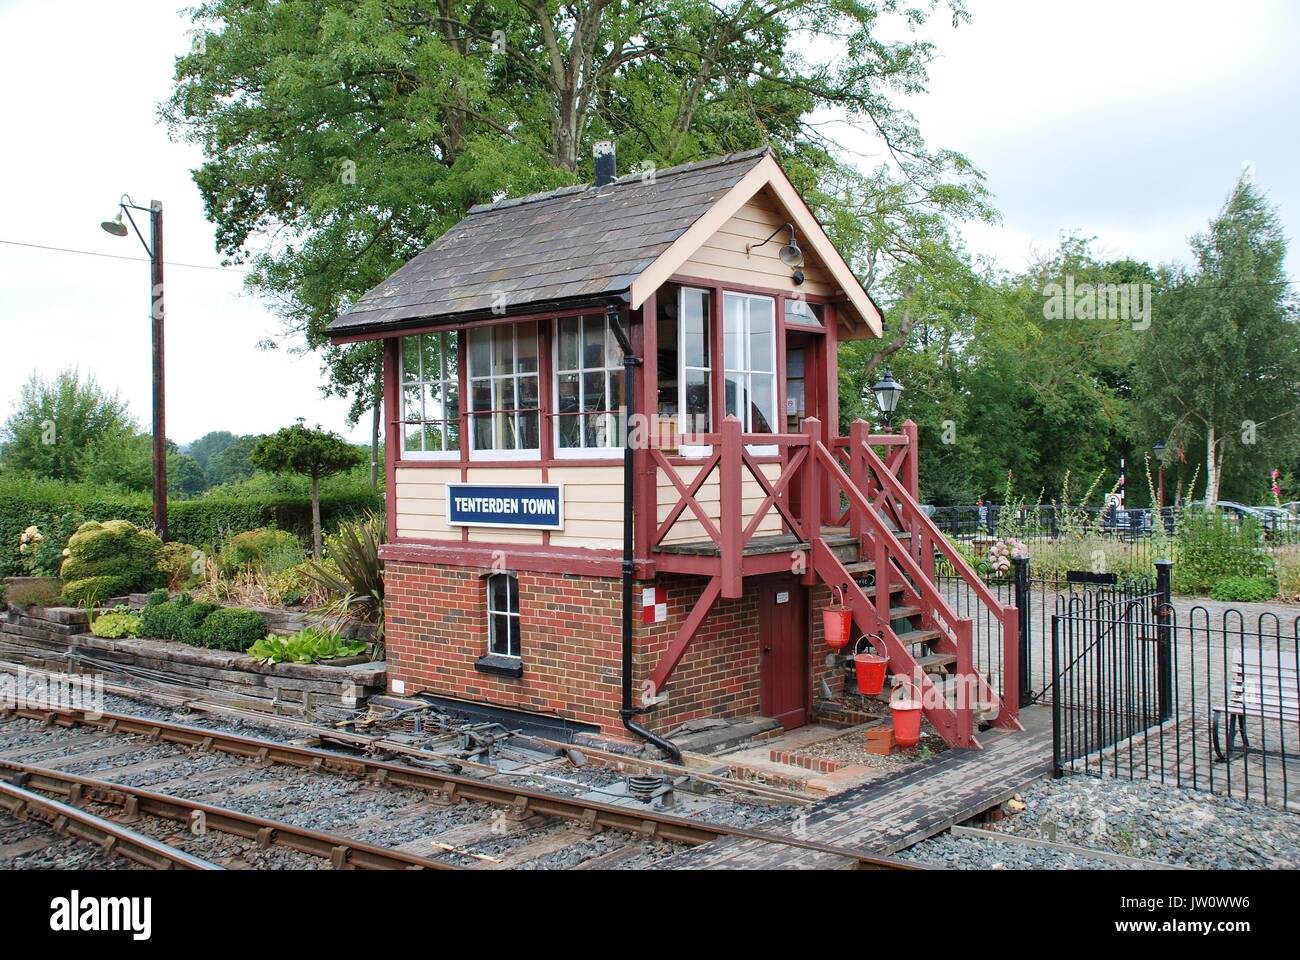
165 0 984 420
251 423 364 558
0 370 136 481
186 431 237 473
1137 176 1300 508
205 434 261 486
167 452 208 498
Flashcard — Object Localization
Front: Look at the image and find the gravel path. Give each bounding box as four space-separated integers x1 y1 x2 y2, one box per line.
900 772 1300 869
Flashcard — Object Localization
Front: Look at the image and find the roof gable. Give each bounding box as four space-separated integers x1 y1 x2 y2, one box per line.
328 147 880 340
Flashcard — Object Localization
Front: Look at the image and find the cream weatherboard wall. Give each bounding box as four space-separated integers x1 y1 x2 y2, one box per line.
394 462 785 549
679 186 837 297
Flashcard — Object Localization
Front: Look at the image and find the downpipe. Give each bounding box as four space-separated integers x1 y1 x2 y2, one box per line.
609 299 682 764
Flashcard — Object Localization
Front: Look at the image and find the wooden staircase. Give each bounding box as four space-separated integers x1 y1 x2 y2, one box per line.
809 421 1022 748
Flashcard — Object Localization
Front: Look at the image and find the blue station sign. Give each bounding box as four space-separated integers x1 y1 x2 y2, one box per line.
445 483 564 531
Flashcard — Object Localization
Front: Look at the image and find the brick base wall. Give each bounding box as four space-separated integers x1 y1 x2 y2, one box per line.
385 561 846 737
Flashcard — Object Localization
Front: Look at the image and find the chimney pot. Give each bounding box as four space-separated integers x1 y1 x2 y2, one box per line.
594 141 616 187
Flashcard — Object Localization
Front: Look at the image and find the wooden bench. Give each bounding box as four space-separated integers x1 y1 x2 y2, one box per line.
1211 648 1299 762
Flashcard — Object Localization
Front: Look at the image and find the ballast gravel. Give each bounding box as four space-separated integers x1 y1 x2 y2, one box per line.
900 773 1300 869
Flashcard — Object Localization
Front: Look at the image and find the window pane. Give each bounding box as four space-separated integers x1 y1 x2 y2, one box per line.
725 372 744 421
516 322 538 374
749 298 775 372
472 413 493 450
557 372 579 416
402 337 421 383
558 410 581 448
751 373 776 433
443 419 461 451
683 289 710 368
420 334 439 383
518 411 540 450
609 368 625 415
403 384 422 422
518 374 539 410
559 316 580 371
583 371 606 411
581 316 605 369
723 295 744 371
492 324 514 376
656 286 680 423
490 614 510 655
497 410 517 449
506 573 519 612
489 575 508 613
507 616 521 658
423 383 443 422
471 380 492 412
582 414 605 449
403 425 423 452
494 376 516 413
685 369 710 433
442 331 459 382
785 299 823 325
468 327 491 378
445 381 460 421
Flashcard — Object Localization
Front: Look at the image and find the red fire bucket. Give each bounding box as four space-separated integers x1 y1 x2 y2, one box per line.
853 649 888 696
823 585 853 650
890 679 924 748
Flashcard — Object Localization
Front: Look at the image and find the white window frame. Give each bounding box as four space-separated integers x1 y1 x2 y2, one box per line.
467 321 541 461
723 291 778 439
486 573 521 659
676 287 714 458
399 330 460 461
552 313 624 459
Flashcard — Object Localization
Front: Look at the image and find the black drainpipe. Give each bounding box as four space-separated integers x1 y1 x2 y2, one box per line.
606 297 682 764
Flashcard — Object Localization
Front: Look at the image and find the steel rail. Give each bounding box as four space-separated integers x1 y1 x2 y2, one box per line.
0 777 221 870
0 761 459 871
2 704 919 870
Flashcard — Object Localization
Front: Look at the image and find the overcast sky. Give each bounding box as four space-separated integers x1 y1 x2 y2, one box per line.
1 0 1296 446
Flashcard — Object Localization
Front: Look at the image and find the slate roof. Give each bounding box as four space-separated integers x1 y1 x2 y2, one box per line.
329 147 773 337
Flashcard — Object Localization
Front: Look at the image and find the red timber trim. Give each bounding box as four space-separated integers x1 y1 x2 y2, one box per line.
381 539 652 579
648 575 722 694
383 338 400 543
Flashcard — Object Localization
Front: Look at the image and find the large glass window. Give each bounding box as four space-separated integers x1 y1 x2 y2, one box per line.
655 285 712 446
723 292 776 433
555 313 623 452
400 331 459 457
487 573 520 658
468 321 539 454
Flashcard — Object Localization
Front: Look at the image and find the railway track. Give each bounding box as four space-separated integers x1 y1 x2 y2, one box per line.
0 703 918 871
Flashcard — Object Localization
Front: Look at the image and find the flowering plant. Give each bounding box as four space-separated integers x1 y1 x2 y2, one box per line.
986 537 1029 576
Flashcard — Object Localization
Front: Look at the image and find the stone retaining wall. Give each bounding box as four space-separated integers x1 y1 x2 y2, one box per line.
1 602 385 717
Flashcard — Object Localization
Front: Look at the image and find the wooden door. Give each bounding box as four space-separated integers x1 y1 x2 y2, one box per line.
760 578 809 729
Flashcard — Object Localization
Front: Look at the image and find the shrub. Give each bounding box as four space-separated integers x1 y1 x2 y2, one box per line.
217 528 303 575
1173 510 1274 594
1209 576 1279 603
5 579 62 609
139 593 191 640
63 575 129 606
198 608 268 652
1274 546 1300 602
246 628 366 665
60 520 164 603
177 598 220 644
91 607 142 639
0 475 382 577
157 542 203 590
306 513 385 651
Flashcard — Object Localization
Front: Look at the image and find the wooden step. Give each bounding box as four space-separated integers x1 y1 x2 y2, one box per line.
914 652 957 673
896 628 943 648
889 605 922 620
841 561 876 575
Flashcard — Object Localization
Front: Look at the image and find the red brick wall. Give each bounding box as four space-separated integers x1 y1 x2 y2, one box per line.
385 561 840 736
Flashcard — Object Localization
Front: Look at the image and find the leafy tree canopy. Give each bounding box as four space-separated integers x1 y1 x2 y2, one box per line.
0 370 137 482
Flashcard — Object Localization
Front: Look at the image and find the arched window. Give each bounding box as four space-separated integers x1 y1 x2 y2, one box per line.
486 573 520 659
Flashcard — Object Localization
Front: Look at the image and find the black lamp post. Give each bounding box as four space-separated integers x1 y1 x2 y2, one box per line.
101 195 167 541
868 368 904 431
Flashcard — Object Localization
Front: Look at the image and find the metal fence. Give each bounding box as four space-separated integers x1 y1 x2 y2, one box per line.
1052 601 1300 811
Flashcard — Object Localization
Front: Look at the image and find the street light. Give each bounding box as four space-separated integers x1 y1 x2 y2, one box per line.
868 368 904 431
100 194 167 541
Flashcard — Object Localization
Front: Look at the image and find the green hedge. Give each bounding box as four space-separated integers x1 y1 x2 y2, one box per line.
0 477 382 577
